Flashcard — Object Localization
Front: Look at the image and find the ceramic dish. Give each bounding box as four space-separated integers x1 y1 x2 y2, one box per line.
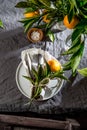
16 62 64 101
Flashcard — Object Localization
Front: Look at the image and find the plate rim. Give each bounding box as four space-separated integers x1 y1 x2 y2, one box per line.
16 61 64 101
16 62 30 98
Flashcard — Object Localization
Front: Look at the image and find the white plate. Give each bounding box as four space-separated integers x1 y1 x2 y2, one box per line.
16 62 64 101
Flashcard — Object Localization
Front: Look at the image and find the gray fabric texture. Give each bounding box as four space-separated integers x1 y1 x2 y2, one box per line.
0 0 87 113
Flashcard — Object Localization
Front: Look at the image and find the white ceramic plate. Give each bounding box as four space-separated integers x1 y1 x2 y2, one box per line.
16 62 64 101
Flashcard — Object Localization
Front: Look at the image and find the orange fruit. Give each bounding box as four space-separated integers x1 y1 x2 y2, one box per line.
48 59 62 72
63 15 79 29
43 10 50 23
43 14 50 23
24 10 39 18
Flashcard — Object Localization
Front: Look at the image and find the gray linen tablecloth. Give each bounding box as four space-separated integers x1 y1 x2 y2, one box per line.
0 0 87 113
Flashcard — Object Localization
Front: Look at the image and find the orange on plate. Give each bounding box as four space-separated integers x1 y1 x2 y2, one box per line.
48 59 62 72
24 10 39 18
63 15 79 29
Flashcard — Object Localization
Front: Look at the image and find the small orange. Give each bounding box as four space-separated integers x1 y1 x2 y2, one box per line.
24 10 39 18
43 14 50 23
43 10 50 23
47 59 62 72
63 15 79 29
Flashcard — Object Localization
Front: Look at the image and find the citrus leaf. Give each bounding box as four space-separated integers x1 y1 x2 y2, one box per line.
24 17 40 32
38 65 44 81
71 54 82 74
71 42 84 73
38 0 51 8
63 61 71 71
47 30 55 42
23 75 35 85
68 9 74 23
15 2 29 8
49 71 68 80
78 68 87 77
43 62 51 77
30 0 40 6
62 40 81 55
24 7 37 13
32 86 42 99
72 28 84 45
79 0 87 7
39 78 50 86
32 68 38 83
49 71 62 79
24 20 34 32
57 75 69 81
0 19 4 28
76 19 87 29
71 0 78 9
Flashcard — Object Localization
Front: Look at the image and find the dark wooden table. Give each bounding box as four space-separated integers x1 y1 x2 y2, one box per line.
0 112 80 130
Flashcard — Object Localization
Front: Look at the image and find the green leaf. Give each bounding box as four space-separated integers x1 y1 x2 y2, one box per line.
0 19 4 28
72 28 84 45
71 42 84 73
23 75 35 85
63 65 71 71
79 1 87 7
20 17 40 32
49 71 68 80
50 71 61 78
68 9 74 23
63 39 81 55
24 21 34 32
80 11 87 19
39 78 50 86
38 65 44 81
55 0 63 8
75 20 87 30
38 0 51 8
30 0 40 6
32 86 42 99
78 68 87 77
24 17 40 32
15 1 29 8
57 74 69 81
24 7 37 13
32 68 38 83
47 30 55 42
35 24 47 29
63 61 72 71
71 0 78 9
71 54 81 74
63 40 84 73
45 62 51 75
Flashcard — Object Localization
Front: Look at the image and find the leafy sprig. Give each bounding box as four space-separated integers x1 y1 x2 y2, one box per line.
15 0 68 41
15 0 87 75
0 19 3 28
78 68 87 77
23 61 67 99
61 0 87 75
